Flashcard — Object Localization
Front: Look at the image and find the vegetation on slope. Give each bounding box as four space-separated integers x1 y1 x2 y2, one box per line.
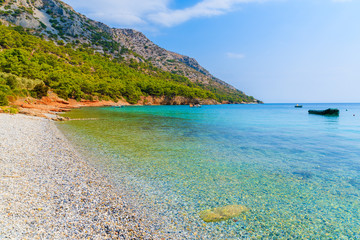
0 24 255 106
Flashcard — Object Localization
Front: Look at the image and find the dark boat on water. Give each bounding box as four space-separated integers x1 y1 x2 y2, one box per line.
308 108 339 116
295 104 303 108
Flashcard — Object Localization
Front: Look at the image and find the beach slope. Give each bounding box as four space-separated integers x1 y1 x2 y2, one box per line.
0 114 151 239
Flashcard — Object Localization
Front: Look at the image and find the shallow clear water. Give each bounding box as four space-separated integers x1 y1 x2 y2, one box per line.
57 104 360 239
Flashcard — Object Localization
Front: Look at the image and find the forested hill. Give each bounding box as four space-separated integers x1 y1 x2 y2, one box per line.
0 0 261 105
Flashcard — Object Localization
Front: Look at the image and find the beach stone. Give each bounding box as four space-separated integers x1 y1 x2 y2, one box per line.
199 205 248 222
0 114 153 239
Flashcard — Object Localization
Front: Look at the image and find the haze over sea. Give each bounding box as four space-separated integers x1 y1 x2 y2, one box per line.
58 104 360 239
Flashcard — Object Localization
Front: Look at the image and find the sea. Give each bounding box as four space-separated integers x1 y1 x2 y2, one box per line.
57 103 360 239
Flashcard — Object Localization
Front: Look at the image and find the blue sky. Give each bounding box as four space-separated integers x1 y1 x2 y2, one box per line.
62 0 360 103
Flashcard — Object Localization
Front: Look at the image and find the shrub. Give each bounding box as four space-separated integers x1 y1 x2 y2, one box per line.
6 75 16 89
9 107 18 114
31 83 48 99
1 106 18 114
0 92 8 106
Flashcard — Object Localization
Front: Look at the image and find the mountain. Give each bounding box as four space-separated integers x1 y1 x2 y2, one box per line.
0 0 261 104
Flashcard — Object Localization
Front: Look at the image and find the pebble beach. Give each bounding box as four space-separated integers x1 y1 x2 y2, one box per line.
0 114 153 239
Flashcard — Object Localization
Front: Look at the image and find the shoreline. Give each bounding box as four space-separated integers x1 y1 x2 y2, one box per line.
5 91 259 121
9 92 130 121
0 114 152 239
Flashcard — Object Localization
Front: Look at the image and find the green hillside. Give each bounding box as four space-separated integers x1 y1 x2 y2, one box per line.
0 24 256 105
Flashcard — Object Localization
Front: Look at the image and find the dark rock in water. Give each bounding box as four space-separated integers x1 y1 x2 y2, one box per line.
199 205 248 222
349 179 360 190
293 171 312 180
308 108 339 116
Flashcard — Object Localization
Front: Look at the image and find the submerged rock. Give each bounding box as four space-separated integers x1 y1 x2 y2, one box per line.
293 171 312 180
199 205 248 222
349 179 360 190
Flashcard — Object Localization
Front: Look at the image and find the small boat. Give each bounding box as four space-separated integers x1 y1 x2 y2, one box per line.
190 104 201 108
295 104 303 108
308 108 339 116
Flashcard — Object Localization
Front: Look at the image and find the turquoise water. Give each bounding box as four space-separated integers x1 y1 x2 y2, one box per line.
57 104 360 239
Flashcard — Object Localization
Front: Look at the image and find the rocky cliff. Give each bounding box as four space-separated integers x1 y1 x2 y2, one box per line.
0 0 260 103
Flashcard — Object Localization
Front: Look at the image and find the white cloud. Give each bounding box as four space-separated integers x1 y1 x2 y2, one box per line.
62 0 353 29
62 0 265 28
62 0 170 27
148 0 264 27
227 52 245 59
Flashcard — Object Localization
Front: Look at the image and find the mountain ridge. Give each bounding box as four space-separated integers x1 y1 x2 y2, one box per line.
0 0 261 104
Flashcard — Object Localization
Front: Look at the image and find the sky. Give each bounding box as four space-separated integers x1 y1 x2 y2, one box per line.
62 0 360 103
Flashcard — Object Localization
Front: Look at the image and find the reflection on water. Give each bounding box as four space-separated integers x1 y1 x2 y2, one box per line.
58 104 360 239
308 114 340 126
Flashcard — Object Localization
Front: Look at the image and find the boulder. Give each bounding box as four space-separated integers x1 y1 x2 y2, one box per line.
199 204 248 222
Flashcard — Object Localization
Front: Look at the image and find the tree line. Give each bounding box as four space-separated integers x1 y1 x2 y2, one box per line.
0 24 255 106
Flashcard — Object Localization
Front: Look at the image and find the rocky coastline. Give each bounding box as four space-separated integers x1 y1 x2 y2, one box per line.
3 91 225 121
